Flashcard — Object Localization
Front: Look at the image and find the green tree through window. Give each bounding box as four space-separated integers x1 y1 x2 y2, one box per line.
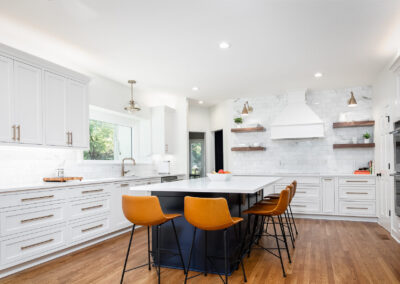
84 120 115 160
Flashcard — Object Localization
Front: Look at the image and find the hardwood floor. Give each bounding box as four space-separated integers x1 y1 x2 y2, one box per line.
1 219 400 284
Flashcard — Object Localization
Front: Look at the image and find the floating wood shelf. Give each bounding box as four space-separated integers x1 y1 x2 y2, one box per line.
231 127 266 133
333 143 375 149
332 121 375 128
231 146 266 151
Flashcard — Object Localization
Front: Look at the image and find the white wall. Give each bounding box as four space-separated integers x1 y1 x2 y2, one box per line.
188 104 210 132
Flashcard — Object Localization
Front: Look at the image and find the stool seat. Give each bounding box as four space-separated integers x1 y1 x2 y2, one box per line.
243 204 275 215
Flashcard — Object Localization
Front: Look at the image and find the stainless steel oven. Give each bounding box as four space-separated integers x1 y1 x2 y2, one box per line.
392 120 400 173
395 175 400 217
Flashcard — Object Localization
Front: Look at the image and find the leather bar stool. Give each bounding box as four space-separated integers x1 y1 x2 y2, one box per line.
120 195 186 284
243 187 291 277
184 196 247 284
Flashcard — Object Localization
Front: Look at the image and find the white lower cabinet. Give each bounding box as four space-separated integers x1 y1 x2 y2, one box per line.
290 201 321 213
68 215 110 245
322 177 335 214
338 201 376 216
1 226 67 267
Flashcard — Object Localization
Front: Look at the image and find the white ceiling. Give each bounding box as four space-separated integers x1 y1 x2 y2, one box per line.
0 0 399 105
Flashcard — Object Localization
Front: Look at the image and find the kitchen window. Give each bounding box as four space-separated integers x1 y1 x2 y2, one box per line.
83 119 133 160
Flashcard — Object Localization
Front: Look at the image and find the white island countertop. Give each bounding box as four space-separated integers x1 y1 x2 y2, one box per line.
128 176 282 194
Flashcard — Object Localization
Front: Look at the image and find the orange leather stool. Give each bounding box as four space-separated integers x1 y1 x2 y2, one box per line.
120 195 186 284
184 196 247 284
243 187 291 277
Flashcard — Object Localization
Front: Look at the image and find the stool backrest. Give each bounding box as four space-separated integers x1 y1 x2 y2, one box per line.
184 196 234 231
122 195 166 226
272 186 290 215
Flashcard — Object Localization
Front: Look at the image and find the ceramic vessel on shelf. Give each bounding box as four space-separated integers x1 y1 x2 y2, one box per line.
364 138 370 143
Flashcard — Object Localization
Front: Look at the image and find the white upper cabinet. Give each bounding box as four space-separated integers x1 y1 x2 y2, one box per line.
44 71 67 146
13 61 43 145
151 106 176 154
0 55 13 143
66 79 88 148
0 43 89 148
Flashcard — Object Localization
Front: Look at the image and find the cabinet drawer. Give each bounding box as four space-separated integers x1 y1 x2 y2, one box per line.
0 204 66 237
338 177 375 186
69 185 112 199
292 187 320 200
69 197 110 221
290 201 320 214
1 227 66 265
69 216 110 244
0 189 66 209
278 176 320 185
338 201 376 216
339 187 375 200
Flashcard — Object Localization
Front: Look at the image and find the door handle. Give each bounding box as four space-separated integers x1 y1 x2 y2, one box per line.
16 125 20 141
12 125 16 141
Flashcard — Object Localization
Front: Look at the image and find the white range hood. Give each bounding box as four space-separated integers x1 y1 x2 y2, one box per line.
270 90 324 139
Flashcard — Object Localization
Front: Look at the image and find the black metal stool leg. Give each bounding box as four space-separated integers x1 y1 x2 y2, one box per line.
289 205 298 235
224 229 228 284
272 217 286 277
278 215 291 264
204 231 208 276
120 224 135 284
247 215 259 258
184 227 197 284
171 219 186 275
157 224 161 284
284 211 295 248
147 226 151 270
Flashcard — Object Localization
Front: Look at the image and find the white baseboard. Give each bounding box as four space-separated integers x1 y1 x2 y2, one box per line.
293 214 378 222
0 226 132 279
391 229 400 244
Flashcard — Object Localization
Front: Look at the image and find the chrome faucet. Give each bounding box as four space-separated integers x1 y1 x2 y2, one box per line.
121 157 136 177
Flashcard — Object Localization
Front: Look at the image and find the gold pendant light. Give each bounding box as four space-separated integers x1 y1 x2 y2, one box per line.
124 80 141 112
241 101 253 116
348 91 357 107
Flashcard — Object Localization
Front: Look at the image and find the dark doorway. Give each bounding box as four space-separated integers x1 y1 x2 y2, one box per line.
214 130 224 171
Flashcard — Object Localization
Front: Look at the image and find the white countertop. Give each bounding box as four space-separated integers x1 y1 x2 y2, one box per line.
128 176 282 194
0 173 186 193
235 173 376 177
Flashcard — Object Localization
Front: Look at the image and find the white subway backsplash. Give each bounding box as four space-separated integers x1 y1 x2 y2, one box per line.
231 86 374 174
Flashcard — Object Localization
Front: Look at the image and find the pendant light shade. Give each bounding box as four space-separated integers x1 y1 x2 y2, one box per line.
348 92 357 107
124 80 141 112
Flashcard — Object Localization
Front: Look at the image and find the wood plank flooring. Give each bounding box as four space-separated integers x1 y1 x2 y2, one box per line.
1 219 400 284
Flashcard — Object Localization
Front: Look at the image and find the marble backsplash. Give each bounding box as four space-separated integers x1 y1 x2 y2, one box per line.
231 86 374 174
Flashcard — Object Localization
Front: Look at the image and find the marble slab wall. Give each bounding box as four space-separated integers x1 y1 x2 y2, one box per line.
231 86 374 174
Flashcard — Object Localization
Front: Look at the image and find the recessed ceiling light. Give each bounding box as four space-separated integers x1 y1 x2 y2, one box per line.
192 86 199 91
219 42 230 49
198 100 204 104
314 72 323 78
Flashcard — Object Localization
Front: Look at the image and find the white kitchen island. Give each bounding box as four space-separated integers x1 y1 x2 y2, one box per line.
126 176 282 276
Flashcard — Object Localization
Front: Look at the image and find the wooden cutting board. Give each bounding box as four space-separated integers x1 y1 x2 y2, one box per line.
43 177 83 182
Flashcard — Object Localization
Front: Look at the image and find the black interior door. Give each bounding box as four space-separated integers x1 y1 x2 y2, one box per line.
214 130 224 171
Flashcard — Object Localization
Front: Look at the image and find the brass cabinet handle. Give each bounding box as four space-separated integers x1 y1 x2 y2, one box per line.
120 184 129 187
297 191 307 193
292 204 307 207
81 189 104 194
81 205 103 211
21 238 54 250
12 125 16 141
21 214 54 223
346 192 368 195
81 224 103 233
70 132 73 146
66 132 70 145
21 195 54 202
324 178 333 181
346 180 368 183
346 207 368 210
16 125 20 141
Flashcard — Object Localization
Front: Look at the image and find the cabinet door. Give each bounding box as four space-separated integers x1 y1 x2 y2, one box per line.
322 178 335 214
0 55 14 143
14 61 43 145
44 71 67 146
66 79 88 148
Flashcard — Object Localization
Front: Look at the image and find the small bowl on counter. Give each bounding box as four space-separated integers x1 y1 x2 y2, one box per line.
207 173 232 181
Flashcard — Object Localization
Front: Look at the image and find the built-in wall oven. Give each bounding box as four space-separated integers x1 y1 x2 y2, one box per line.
391 120 400 216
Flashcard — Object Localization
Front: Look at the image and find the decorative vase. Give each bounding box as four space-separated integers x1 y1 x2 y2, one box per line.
364 138 370 144
352 137 358 144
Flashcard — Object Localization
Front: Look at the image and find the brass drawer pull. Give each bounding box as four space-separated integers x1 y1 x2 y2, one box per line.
82 189 104 194
21 195 54 202
16 125 20 141
120 184 129 187
21 214 54 223
346 207 368 210
12 125 16 141
292 204 307 207
81 205 103 211
21 238 54 250
81 224 103 233
346 192 368 195
297 191 307 193
346 180 368 183
324 178 333 181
